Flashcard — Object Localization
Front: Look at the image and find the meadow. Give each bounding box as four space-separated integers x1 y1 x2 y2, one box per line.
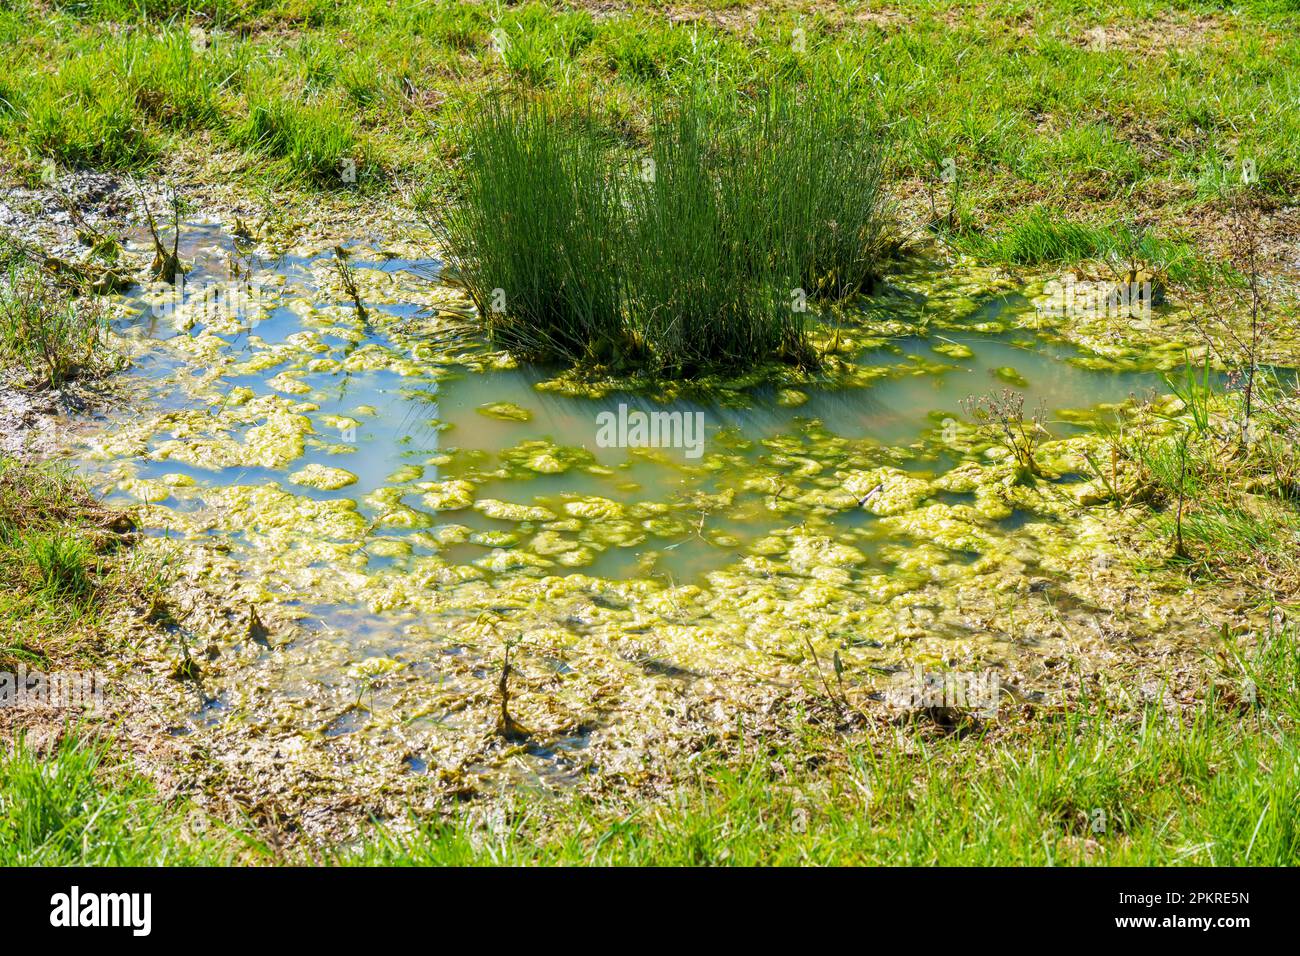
1 0 1298 868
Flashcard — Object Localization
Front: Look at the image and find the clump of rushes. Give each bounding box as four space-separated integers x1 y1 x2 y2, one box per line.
0 263 117 388
625 93 798 373
442 85 891 377
440 96 627 361
746 87 890 299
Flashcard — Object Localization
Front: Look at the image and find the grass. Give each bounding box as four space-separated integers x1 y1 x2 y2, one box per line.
0 1 1294 260
0 456 152 669
440 96 627 364
230 90 364 187
1094 191 1300 587
0 261 118 388
376 678 1294 867
19 56 157 170
0 731 254 866
951 206 1196 281
442 85 889 375
1105 368 1300 589
123 30 230 131
5 621 1297 865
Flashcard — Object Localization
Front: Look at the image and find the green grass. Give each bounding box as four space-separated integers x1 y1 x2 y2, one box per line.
0 457 153 669
24 532 95 603
355 696 1299 865
230 91 363 188
0 262 118 388
123 30 230 131
441 96 627 363
953 206 1196 280
0 732 254 866
626 92 795 374
47 0 332 25
0 0 1294 261
18 55 156 170
443 85 888 375
1107 367 1300 589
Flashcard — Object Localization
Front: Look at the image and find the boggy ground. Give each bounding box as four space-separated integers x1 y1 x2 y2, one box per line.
2 177 1280 847
1 175 1295 861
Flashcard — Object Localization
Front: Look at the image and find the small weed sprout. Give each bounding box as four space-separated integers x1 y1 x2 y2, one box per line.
497 636 532 742
920 140 965 236
135 178 185 284
961 389 1049 483
332 246 368 323
1102 217 1172 316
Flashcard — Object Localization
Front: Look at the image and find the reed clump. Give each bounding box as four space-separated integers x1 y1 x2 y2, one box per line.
441 86 892 378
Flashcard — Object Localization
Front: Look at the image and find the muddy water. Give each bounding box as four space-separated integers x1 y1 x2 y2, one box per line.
71 223 1180 791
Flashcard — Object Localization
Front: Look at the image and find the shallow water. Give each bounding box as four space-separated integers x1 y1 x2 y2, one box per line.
70 223 1177 782
86 225 1160 571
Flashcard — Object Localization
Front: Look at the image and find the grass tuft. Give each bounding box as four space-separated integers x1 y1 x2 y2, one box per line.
0 457 145 668
442 85 891 376
230 91 364 188
0 732 253 866
0 263 117 388
20 63 156 169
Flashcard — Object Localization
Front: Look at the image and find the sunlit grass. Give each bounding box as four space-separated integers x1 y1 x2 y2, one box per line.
230 91 364 187
0 457 157 669
0 732 257 866
0 262 118 388
17 55 157 170
347 655 1299 866
0 0 1295 225
1108 367 1300 589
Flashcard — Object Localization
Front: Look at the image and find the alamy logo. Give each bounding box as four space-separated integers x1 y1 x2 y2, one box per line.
0 666 104 711
595 403 705 459
888 666 1002 717
1036 274 1154 324
49 886 151 936
148 274 275 323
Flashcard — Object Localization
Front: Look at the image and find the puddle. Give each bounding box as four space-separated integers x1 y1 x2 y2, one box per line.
70 222 1185 791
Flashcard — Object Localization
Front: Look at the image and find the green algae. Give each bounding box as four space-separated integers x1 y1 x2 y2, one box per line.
290 463 359 491
932 340 975 360
421 480 476 511
477 402 532 423
385 464 424 484
473 498 557 522
992 366 1029 387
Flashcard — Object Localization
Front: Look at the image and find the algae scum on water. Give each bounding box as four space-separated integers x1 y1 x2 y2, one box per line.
71 222 1219 807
